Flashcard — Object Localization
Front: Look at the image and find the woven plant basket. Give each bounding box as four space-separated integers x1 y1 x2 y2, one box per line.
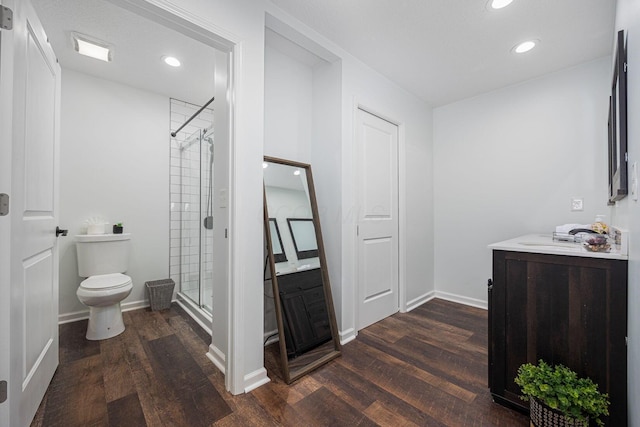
529 398 589 427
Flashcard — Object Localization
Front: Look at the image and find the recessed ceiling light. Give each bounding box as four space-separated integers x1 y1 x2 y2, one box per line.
513 40 538 54
490 0 513 9
163 56 181 67
263 162 269 169
72 32 112 62
293 170 301 176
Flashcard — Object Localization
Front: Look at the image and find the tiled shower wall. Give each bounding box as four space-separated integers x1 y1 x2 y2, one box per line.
169 99 214 310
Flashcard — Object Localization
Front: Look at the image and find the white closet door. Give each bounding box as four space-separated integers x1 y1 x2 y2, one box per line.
356 108 399 330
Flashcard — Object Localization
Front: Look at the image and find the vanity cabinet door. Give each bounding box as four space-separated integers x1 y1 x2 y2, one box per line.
489 250 627 426
277 269 332 358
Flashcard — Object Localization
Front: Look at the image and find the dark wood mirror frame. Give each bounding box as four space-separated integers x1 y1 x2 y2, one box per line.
263 156 341 383
608 29 628 204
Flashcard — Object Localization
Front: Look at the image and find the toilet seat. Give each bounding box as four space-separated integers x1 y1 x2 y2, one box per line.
80 273 132 291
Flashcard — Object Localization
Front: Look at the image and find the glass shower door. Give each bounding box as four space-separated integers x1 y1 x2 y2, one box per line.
175 128 214 315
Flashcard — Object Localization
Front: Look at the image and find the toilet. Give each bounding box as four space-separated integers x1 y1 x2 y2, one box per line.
75 233 133 340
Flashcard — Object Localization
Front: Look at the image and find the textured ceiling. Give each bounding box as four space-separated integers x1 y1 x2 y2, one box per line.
270 0 616 106
30 0 616 108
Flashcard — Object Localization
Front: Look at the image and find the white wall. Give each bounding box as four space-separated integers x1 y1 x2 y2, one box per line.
612 1 640 425
433 58 611 306
58 69 169 318
264 39 314 160
263 7 435 344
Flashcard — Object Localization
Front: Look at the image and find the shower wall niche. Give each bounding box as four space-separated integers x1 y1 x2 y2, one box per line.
169 98 214 314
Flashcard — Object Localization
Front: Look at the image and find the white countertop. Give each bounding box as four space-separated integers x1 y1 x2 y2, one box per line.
488 234 628 260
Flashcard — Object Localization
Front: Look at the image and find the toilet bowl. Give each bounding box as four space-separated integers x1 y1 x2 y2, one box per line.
77 273 133 340
75 233 133 341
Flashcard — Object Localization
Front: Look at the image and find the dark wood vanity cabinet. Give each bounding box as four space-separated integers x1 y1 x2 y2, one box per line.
277 268 332 358
489 250 627 426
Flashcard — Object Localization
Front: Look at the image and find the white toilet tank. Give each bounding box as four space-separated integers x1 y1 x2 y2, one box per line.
76 233 131 277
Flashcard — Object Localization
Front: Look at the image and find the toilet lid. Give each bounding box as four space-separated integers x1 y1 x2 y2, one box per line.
80 273 132 291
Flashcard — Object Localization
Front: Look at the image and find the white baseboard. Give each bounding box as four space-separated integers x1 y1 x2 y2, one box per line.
434 291 488 310
339 327 357 345
206 343 226 374
405 290 436 312
57 299 151 324
244 367 270 393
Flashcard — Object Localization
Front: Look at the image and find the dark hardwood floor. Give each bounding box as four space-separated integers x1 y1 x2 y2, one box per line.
32 299 528 426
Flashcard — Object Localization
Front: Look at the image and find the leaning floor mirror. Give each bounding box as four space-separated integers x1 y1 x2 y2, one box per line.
263 156 341 383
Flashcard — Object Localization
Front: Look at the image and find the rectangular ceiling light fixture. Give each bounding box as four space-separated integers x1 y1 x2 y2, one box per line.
72 32 112 62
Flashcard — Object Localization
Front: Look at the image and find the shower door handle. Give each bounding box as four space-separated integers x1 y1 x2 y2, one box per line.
56 226 68 237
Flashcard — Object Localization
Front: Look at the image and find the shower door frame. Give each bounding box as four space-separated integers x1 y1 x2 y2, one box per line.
173 126 215 316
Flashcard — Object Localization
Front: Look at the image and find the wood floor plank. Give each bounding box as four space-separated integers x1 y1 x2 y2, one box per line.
146 335 232 426
107 393 146 427
293 387 378 427
164 313 218 377
58 319 100 364
34 299 529 427
314 360 447 426
100 332 136 402
41 354 108 426
127 309 174 342
122 311 186 427
361 329 488 393
363 400 421 427
250 383 311 425
349 336 478 403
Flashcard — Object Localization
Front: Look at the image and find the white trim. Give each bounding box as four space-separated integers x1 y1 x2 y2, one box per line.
226 40 242 395
0 1 15 421
206 344 226 374
434 291 488 310
339 327 357 345
406 290 436 312
107 0 239 51
243 368 270 393
397 122 407 313
264 13 339 63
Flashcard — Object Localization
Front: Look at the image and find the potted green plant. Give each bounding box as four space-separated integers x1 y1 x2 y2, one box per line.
113 222 123 234
515 360 609 427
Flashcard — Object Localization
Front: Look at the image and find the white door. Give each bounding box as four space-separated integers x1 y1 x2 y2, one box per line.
0 0 61 425
356 108 399 330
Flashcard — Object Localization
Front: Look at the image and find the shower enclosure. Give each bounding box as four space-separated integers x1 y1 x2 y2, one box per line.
169 99 215 317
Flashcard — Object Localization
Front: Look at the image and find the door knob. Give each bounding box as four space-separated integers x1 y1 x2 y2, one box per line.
56 226 68 237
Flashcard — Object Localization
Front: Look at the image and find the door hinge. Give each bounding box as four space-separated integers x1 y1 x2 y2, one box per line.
224 228 228 238
0 380 6 403
0 193 9 216
1 6 13 30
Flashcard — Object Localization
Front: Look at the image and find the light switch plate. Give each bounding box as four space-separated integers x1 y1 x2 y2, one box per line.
571 197 584 211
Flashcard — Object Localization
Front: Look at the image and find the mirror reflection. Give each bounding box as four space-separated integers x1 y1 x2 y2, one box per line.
287 218 318 260
263 156 341 383
268 219 287 263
